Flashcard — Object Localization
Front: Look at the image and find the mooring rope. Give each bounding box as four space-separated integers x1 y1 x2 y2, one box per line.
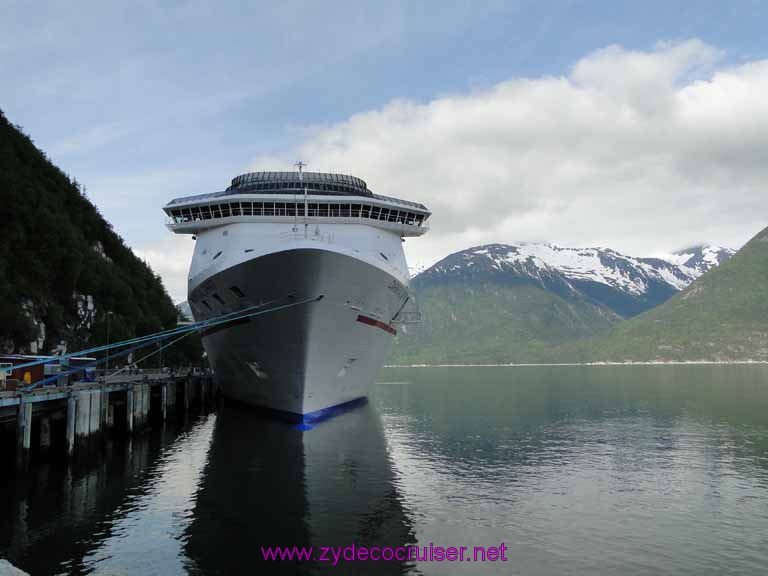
104 330 193 383
7 294 323 384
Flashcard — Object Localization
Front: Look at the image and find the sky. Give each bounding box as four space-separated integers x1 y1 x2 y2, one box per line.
2 1 768 302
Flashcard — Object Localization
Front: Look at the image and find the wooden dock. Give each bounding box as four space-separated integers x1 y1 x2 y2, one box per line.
0 370 216 467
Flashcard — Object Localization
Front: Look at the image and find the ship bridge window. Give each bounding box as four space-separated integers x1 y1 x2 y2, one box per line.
213 251 222 260
174 196 426 228
212 293 225 306
230 286 246 298
201 299 212 311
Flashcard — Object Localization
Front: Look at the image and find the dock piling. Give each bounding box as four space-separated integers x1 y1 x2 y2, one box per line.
4 373 214 464
16 398 32 464
66 395 76 456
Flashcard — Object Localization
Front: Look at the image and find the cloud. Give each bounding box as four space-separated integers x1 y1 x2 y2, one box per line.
250 39 768 270
50 122 134 157
135 235 194 303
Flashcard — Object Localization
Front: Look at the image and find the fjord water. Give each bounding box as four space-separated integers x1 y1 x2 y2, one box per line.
1 366 767 575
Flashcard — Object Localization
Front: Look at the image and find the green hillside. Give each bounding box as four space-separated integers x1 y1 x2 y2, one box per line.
0 109 199 364
389 282 620 365
561 226 768 362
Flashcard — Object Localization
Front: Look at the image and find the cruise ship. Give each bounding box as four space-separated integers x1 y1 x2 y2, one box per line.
164 170 430 420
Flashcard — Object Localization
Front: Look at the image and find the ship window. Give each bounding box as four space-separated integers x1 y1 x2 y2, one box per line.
352 204 362 217
296 204 305 217
201 299 212 311
200 206 212 220
253 202 263 216
370 206 380 219
263 203 274 216
212 293 225 306
229 286 246 298
242 202 252 216
340 204 351 217
213 251 222 260
319 204 329 217
361 205 371 218
379 208 390 221
379 252 389 261
308 203 318 217
244 248 254 253
231 203 242 216
329 204 339 217
221 204 232 217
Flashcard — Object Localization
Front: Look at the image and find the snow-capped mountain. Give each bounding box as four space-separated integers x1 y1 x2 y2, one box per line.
660 245 736 276
414 243 735 318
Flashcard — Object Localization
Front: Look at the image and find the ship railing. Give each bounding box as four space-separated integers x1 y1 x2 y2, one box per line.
164 213 430 231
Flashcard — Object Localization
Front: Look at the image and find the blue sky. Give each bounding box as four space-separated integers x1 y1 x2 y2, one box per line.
3 1 768 300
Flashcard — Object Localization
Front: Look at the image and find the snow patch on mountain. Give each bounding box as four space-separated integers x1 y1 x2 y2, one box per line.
419 242 735 299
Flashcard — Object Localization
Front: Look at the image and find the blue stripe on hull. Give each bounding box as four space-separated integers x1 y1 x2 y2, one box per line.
225 396 369 429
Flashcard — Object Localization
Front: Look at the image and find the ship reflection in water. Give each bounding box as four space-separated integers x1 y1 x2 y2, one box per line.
184 402 418 575
0 403 417 575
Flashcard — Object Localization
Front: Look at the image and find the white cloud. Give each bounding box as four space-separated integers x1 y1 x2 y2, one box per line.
135 235 193 303
50 122 134 157
146 39 768 300
250 39 768 270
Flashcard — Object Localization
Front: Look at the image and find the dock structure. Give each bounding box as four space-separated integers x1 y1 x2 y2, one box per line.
0 370 216 467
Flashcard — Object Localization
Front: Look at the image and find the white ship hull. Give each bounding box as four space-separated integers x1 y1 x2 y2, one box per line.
166 170 430 420
188 224 409 419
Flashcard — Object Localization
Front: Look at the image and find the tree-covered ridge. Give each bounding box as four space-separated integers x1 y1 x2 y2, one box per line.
0 108 194 362
561 225 768 362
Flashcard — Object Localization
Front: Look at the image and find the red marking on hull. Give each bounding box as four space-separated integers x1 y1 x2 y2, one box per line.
356 314 396 336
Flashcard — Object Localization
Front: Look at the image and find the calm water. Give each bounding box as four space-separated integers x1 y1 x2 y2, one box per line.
2 365 768 575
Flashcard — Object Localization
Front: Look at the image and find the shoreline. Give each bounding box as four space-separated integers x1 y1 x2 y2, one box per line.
385 360 768 368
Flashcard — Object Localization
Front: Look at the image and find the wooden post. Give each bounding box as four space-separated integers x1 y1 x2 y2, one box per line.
40 416 51 450
126 388 134 434
17 398 32 464
66 394 77 456
101 389 109 429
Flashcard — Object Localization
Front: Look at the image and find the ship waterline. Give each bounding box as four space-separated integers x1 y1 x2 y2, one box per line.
164 171 430 417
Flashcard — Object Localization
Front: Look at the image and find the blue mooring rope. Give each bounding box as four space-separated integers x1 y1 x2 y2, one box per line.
6 294 323 389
